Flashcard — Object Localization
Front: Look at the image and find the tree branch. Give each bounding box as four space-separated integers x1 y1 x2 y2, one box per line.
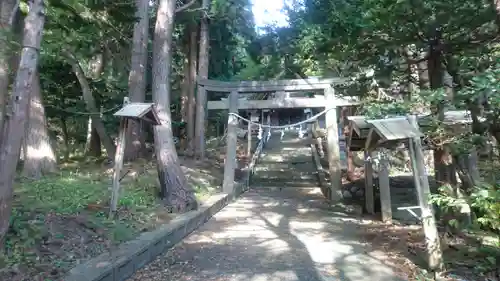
176 0 197 13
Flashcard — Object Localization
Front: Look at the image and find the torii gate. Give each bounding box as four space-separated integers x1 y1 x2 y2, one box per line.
196 77 359 201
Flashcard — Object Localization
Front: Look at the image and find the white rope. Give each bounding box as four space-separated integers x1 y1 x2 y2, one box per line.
228 108 332 130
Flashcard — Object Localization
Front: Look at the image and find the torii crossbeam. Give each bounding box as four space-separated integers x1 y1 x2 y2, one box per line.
195 77 359 202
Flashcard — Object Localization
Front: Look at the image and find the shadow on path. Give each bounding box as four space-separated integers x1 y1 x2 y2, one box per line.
128 134 409 281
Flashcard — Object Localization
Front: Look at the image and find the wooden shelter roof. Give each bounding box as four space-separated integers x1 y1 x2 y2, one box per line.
114 102 161 125
346 110 480 151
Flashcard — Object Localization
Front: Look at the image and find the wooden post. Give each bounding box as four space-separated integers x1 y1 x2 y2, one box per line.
216 121 220 138
324 87 342 201
407 114 443 273
222 91 239 193
378 149 392 223
305 109 312 136
109 97 131 218
313 119 325 158
265 111 271 143
195 86 207 159
467 149 480 184
247 111 252 157
364 150 375 214
109 117 129 218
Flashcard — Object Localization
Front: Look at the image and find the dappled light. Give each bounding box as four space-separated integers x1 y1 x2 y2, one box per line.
0 0 497 279
128 135 409 281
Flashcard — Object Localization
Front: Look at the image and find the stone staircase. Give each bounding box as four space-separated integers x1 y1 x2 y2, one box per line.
251 131 320 189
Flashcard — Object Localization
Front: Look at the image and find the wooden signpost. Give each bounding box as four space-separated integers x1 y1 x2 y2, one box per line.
109 99 161 218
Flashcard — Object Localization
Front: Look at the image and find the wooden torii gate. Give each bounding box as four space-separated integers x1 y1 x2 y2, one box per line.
196 77 359 201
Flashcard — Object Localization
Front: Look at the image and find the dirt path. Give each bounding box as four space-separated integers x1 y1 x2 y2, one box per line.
128 134 408 281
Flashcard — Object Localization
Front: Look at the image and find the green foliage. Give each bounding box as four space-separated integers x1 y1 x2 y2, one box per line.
2 161 216 272
242 0 500 277
470 183 500 231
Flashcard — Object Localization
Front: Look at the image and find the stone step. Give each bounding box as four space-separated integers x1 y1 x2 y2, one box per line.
252 174 318 182
253 179 319 184
250 186 321 191
252 181 320 188
259 154 312 160
253 136 319 188
253 169 317 175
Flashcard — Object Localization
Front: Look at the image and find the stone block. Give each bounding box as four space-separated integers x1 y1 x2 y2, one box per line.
65 251 114 281
133 246 151 271
96 272 114 281
114 256 134 281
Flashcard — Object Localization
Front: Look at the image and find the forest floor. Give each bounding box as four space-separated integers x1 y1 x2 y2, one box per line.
338 168 500 281
354 210 499 281
0 141 252 281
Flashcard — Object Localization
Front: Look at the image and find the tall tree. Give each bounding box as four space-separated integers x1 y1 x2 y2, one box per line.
65 51 116 159
84 53 107 157
125 0 150 161
194 0 210 159
179 21 198 153
0 0 45 242
153 0 197 212
0 0 19 139
22 71 57 178
186 22 198 154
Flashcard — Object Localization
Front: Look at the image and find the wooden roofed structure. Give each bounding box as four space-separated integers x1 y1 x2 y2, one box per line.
109 100 161 219
347 110 479 151
343 110 482 272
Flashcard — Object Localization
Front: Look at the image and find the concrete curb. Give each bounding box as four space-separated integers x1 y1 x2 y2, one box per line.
64 182 248 281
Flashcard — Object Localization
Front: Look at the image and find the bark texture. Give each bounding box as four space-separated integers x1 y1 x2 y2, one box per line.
22 71 57 178
65 51 116 159
152 0 197 212
0 0 19 140
0 0 45 242
125 0 149 161
194 0 210 159
186 23 198 154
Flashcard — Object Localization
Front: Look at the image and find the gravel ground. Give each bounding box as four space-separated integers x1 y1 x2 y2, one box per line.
128 134 408 281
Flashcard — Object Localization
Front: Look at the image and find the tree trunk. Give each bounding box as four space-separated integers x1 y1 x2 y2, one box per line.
491 0 500 28
179 35 190 151
195 0 211 159
0 0 45 243
85 117 102 157
84 53 107 158
180 41 189 124
22 71 57 178
0 0 19 143
125 0 149 161
428 37 456 192
417 55 430 91
65 51 116 159
186 23 198 155
60 116 70 161
153 0 197 212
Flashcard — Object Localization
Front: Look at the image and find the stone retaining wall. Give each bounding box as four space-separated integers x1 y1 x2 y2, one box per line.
65 184 247 281
63 136 269 281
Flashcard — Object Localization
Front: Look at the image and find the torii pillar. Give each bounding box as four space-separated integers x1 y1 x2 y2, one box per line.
324 86 342 201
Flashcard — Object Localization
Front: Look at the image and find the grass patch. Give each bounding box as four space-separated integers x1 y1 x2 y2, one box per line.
1 158 222 280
